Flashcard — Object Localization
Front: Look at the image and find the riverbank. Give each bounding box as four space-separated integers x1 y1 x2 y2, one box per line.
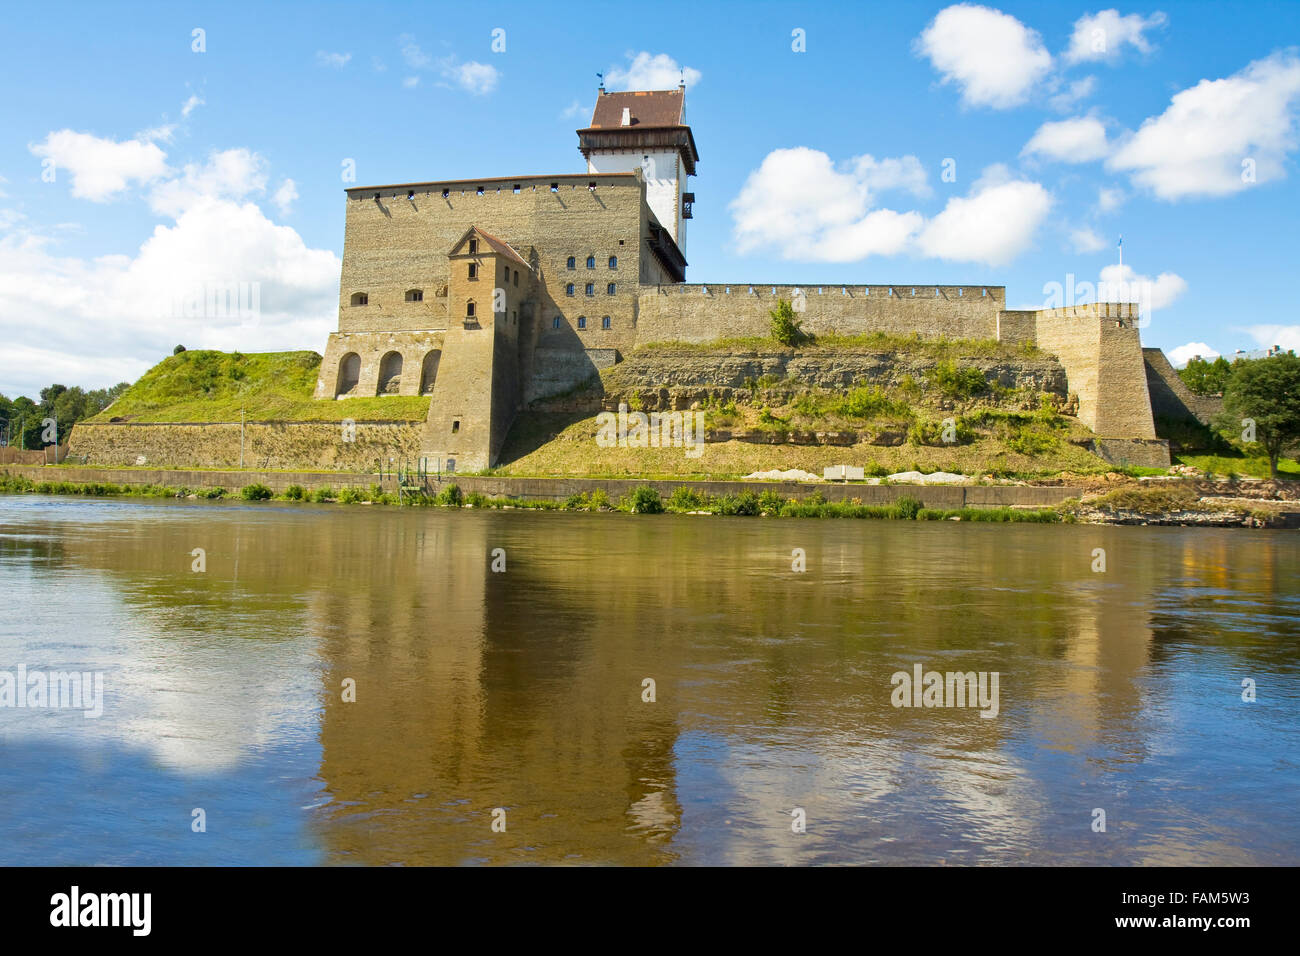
4 466 1298 526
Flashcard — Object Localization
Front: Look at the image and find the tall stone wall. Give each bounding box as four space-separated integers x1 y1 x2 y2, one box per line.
634 283 1004 343
1143 347 1224 426
68 422 424 471
314 330 446 399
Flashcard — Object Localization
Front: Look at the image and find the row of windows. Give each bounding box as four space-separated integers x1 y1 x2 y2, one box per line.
467 263 520 284
553 316 613 330
567 283 617 297
567 255 617 270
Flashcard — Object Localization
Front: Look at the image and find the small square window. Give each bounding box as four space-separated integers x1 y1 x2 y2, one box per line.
513 184 520 194
476 186 484 196
442 188 450 198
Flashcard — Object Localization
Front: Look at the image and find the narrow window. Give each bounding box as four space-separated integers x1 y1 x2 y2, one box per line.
577 316 586 329
602 316 611 329
513 270 519 286
586 256 595 269
607 283 616 295
566 283 575 297
552 316 561 329
446 458 456 473
585 283 594 296
468 263 478 279
452 420 460 434
468 239 478 254
466 301 475 317
567 256 576 269
608 256 617 269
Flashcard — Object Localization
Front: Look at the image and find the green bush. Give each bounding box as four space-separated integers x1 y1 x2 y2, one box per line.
338 486 366 504
892 496 922 520
629 486 664 513
667 486 708 511
283 484 306 500
717 491 761 516
769 299 805 346
240 483 272 500
200 487 225 499
436 483 463 507
587 489 611 511
311 487 334 503
758 490 786 514
930 361 989 399
465 491 489 508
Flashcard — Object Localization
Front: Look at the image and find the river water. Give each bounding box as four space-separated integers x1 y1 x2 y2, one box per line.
0 493 1296 865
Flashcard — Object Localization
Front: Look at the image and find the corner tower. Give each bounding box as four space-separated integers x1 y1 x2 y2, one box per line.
577 85 699 256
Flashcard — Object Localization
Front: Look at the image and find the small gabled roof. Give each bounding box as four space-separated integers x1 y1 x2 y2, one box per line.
584 88 685 129
449 226 531 270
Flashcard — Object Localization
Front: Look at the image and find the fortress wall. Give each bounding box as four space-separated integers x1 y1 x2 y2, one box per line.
67 421 423 471
997 310 1037 346
1094 322 1158 439
314 330 446 399
526 348 620 405
1142 347 1224 426
1033 310 1102 431
633 284 1004 344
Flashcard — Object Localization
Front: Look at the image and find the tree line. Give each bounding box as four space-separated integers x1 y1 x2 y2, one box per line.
0 382 130 449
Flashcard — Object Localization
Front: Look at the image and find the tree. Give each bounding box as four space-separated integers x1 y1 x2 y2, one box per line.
174 344 187 354
769 299 805 347
1179 355 1233 396
1220 353 1300 478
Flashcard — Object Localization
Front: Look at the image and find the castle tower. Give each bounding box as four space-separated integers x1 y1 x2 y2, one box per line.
577 84 699 256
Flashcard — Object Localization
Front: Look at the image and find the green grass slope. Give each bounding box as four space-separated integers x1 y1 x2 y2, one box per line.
87 350 430 423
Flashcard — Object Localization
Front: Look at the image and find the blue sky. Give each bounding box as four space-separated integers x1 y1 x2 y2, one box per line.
2 0 1298 399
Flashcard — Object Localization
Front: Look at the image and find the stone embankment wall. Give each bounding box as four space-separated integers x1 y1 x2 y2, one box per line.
67 422 424 471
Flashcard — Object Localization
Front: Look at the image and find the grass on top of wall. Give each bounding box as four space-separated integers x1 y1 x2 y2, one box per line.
631 331 1041 359
85 350 431 424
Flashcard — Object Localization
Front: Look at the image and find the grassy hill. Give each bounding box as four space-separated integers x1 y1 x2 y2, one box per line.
87 350 430 423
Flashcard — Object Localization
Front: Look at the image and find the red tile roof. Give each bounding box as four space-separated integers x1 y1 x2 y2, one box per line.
585 89 685 129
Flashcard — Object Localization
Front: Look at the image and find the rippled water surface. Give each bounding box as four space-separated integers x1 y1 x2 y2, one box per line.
1 494 1296 865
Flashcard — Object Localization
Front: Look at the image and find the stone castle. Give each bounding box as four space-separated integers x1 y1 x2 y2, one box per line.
314 85 1173 471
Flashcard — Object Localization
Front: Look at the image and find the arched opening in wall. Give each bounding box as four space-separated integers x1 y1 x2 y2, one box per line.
335 352 361 398
377 351 403 395
350 292 369 306
420 350 442 394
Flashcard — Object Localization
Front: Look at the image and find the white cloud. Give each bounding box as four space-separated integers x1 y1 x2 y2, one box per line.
917 175 1053 266
729 147 929 261
399 34 434 70
1023 116 1110 162
1108 52 1300 199
402 76 419 89
560 100 586 120
1050 75 1097 112
1098 262 1187 311
1097 185 1125 212
148 148 268 217
1070 226 1108 253
730 149 1047 267
1168 342 1219 367
272 178 298 216
1246 325 1300 354
605 52 702 91
1064 9 1167 65
181 94 204 118
315 51 352 69
915 4 1052 108
444 60 499 96
29 130 169 201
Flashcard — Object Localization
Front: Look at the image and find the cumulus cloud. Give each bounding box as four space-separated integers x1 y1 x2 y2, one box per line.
272 178 298 216
1064 9 1167 65
29 130 169 201
915 4 1053 108
315 50 352 69
1049 75 1097 112
1246 325 1300 354
1108 52 1300 199
729 147 929 261
181 94 204 118
560 100 585 120
148 148 268 217
1098 262 1188 311
1070 226 1108 252
1097 185 1125 212
916 174 1053 266
1168 342 1219 367
1 135 339 398
604 52 701 90
731 149 1048 267
1022 116 1110 162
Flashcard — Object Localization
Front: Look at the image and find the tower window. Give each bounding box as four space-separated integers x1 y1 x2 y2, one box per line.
608 256 617 269
586 256 595 269
513 184 520 194
452 420 460 434
567 256 575 269
513 270 519 286
577 316 586 329
407 189 415 200
466 301 475 317
565 283 575 297
602 316 611 329
468 239 478 254
550 183 558 192
442 188 449 198
350 292 368 306
476 186 484 196
585 283 594 296
405 289 423 302
607 283 616 296
552 316 561 329
468 263 478 279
